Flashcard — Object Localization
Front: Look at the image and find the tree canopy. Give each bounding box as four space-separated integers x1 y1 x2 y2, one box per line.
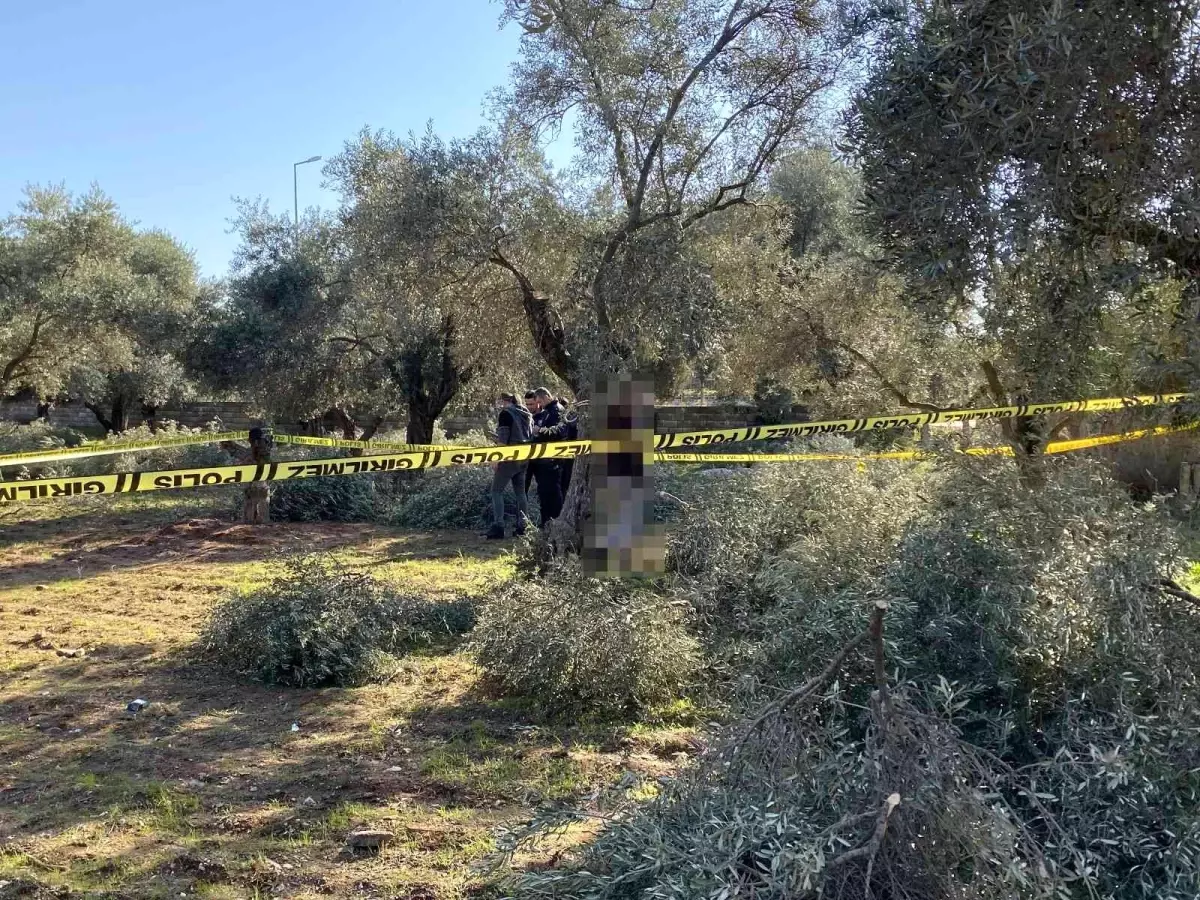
0 186 203 430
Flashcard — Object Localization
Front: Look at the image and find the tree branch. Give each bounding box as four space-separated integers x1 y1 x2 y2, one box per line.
870 600 892 720
554 2 637 205
83 401 115 433
980 360 1016 442
1160 577 1200 607
1085 214 1200 275
1 312 47 391
628 0 770 223
329 335 383 358
797 305 952 412
1045 413 1078 442
489 246 577 388
735 627 872 750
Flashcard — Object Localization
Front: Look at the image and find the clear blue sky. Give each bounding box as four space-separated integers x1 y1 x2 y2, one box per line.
1 0 524 278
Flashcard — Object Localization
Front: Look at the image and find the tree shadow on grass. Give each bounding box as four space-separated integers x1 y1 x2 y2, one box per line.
0 644 512 898
0 519 436 593
0 631 694 899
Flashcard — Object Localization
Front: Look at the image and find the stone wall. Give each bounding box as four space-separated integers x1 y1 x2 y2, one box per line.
0 400 264 432
1 400 788 437
443 403 796 437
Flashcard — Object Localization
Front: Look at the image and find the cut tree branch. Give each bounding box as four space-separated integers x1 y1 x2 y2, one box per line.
735 627 871 751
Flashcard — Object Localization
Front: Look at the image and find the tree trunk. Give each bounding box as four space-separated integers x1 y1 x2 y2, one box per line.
330 407 358 440
84 402 115 433
328 407 368 457
1010 415 1047 489
980 361 1047 488
360 415 384 443
548 453 590 555
242 428 273 524
111 396 130 433
405 400 438 446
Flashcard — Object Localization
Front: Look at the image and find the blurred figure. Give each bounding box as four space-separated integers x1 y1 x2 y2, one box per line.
584 374 664 577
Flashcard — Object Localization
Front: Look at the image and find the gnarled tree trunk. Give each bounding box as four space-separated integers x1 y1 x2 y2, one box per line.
84 395 131 434
389 315 474 449
981 361 1047 488
405 401 439 447
242 428 273 524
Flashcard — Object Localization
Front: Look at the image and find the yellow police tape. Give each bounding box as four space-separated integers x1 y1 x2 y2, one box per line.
0 391 1190 467
650 392 1193 449
658 422 1200 464
266 391 1198 453
273 434 459 453
0 431 448 468
0 442 588 504
2 421 1195 506
0 431 251 468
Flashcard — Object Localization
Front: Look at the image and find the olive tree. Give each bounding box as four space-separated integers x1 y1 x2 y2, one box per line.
208 133 543 446
0 187 134 401
0 186 204 431
422 0 855 543
66 230 204 432
711 147 981 421
197 202 394 438
488 0 852 395
324 128 539 445
848 0 1200 461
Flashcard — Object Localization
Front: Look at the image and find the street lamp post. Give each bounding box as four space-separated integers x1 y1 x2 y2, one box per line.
293 155 322 246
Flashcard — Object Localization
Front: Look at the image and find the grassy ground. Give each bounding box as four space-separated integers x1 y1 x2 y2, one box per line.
0 491 698 899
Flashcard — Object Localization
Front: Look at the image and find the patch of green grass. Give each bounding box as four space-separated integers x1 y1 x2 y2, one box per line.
420 736 591 803
194 884 253 900
430 829 495 869
0 847 33 877
67 770 143 807
318 801 382 839
146 783 201 832
0 488 237 529
641 696 709 726
1183 559 1200 593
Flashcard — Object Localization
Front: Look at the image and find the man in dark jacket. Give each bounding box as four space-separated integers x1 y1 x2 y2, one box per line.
529 388 578 508
525 387 567 525
486 392 534 539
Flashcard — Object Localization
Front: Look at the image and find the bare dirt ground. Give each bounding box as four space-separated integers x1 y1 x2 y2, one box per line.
0 496 697 899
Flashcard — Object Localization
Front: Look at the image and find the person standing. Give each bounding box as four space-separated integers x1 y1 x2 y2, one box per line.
486 392 534 540
529 387 578 511
523 390 541 500
526 387 566 525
